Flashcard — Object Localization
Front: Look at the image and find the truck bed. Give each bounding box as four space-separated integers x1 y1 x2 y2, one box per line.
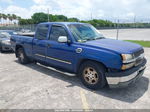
11 34 33 57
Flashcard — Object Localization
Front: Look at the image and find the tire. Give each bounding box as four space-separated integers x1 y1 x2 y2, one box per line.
0 45 4 53
17 48 30 64
79 61 106 90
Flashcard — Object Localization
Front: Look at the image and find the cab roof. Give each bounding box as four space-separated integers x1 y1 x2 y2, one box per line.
39 22 86 26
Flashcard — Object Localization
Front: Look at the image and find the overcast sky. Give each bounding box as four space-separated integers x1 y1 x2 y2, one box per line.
0 0 150 22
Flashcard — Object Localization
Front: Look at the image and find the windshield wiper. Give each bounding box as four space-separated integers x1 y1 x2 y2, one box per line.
86 37 105 41
80 37 105 42
86 38 95 41
95 37 105 40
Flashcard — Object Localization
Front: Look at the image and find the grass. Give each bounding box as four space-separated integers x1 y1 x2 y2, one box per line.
126 40 150 47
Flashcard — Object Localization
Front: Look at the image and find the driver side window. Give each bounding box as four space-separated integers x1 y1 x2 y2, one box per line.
49 25 67 41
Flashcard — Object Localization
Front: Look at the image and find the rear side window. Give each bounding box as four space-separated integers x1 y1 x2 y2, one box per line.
36 24 49 40
49 25 67 41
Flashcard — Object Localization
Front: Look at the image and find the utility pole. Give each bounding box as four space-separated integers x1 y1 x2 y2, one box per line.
116 19 119 40
47 8 49 22
134 15 136 28
91 12 93 20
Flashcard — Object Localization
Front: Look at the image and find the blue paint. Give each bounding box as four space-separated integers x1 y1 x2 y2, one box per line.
11 22 143 73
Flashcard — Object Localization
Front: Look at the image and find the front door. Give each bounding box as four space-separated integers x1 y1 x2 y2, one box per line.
46 25 76 71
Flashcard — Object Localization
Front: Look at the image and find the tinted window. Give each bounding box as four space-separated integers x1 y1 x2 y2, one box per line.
49 26 67 41
36 25 49 40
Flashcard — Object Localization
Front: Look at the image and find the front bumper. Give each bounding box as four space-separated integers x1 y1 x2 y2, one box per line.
1 44 12 51
106 58 147 88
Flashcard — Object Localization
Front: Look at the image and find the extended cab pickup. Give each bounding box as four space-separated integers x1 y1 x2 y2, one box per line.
11 22 147 89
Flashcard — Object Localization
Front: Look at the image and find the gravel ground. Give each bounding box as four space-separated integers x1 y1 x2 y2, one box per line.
99 28 150 41
0 48 149 109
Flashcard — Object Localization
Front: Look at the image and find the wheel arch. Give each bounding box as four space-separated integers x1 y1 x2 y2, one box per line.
76 58 108 75
15 44 23 57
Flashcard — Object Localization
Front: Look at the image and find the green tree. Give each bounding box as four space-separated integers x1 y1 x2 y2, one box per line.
2 14 7 20
12 14 17 20
0 13 2 19
0 13 2 24
17 16 21 20
19 19 34 25
7 14 14 24
55 15 68 21
31 12 48 24
68 18 79 22
27 19 34 24
19 19 28 25
48 14 54 22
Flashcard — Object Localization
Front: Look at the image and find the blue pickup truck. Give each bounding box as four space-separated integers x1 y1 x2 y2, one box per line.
11 22 147 89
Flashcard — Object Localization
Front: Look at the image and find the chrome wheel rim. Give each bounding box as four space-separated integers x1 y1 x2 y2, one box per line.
83 67 99 85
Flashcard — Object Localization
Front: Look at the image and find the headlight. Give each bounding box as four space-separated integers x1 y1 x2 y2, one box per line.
121 54 135 70
121 54 134 62
121 62 135 70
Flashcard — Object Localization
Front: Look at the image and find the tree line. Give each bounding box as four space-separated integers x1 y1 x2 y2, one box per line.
1 12 150 28
19 13 80 25
0 13 21 24
19 12 115 28
19 12 150 28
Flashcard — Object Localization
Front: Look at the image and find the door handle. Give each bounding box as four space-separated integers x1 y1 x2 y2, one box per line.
47 44 52 48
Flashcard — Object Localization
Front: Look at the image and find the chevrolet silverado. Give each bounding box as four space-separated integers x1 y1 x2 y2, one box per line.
11 22 147 89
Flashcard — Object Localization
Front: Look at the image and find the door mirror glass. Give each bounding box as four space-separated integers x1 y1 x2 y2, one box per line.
58 36 68 43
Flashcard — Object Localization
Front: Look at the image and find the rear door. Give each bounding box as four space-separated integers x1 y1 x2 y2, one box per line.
32 24 49 62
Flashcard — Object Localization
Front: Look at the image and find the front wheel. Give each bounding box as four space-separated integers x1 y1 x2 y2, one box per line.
17 48 30 64
79 61 106 90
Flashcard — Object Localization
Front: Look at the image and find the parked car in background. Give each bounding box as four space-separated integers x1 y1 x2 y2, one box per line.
20 29 32 33
17 32 35 37
0 30 17 53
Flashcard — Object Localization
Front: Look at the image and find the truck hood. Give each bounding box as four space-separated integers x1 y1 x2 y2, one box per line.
82 38 142 54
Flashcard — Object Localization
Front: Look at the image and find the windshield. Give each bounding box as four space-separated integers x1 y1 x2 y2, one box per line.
68 24 104 42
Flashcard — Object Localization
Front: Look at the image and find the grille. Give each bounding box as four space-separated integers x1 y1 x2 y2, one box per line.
134 48 144 58
133 48 144 66
135 58 144 66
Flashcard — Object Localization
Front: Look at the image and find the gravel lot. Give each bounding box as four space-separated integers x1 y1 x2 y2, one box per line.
0 48 149 109
99 28 150 41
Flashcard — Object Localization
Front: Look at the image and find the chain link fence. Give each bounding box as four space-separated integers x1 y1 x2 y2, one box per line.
1 22 150 32
0 22 150 41
0 24 37 32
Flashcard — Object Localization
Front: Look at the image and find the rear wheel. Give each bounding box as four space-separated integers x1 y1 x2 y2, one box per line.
79 61 106 90
17 48 30 64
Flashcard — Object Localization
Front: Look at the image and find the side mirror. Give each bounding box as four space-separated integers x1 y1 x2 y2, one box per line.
58 36 68 43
